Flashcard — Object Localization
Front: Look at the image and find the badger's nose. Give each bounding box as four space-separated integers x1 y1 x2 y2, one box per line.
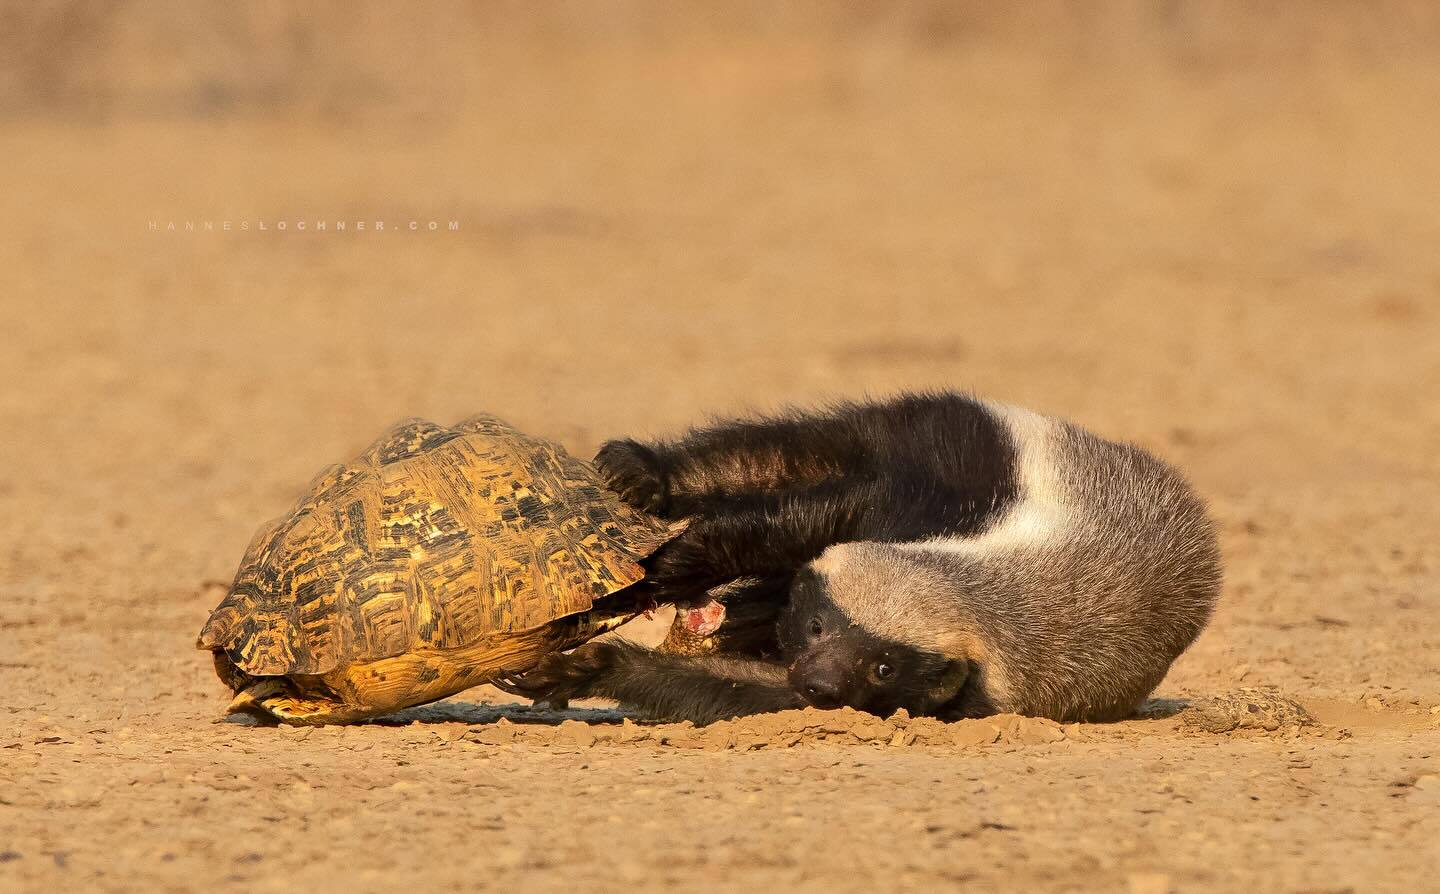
801 678 844 708
790 653 849 709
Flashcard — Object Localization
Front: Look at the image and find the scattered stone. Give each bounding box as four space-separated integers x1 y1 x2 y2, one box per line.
294 696 1342 751
663 729 708 749
434 726 468 743
1178 688 1313 734
992 714 1026 737
849 720 889 742
556 720 594 748
950 721 1001 747
469 719 516 745
1012 717 1066 745
808 709 862 736
733 731 768 752
906 717 950 745
702 720 737 751
612 718 650 744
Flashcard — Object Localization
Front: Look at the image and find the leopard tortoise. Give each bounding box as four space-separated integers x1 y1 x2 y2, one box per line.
197 414 682 724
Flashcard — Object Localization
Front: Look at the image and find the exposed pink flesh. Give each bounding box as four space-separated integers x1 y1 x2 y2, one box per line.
682 599 727 637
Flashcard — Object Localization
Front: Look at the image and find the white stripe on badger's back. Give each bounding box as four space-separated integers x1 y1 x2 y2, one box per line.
899 400 1073 560
812 396 1220 722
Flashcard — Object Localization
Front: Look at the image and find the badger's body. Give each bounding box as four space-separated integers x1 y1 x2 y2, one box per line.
503 393 1222 724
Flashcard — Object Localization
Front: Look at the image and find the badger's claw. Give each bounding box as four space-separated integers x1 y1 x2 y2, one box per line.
594 439 670 515
495 642 618 705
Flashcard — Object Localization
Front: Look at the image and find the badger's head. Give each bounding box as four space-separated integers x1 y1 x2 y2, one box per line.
778 542 987 718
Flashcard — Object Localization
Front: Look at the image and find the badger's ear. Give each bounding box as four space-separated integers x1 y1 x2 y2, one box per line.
928 658 971 707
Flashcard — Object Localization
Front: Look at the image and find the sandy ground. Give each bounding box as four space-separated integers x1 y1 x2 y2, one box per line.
2 4 1439 892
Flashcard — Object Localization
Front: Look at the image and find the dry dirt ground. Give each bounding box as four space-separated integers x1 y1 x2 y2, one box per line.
2 5 1438 892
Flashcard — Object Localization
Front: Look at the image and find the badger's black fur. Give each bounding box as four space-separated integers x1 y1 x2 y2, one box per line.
598 392 1020 594
503 392 1222 724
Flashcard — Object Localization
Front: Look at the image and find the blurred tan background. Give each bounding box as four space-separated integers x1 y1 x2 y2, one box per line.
2 3 1438 892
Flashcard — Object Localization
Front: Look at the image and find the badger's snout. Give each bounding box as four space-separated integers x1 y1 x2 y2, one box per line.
789 650 852 709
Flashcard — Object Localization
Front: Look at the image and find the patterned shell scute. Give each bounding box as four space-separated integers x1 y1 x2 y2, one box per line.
198 416 675 677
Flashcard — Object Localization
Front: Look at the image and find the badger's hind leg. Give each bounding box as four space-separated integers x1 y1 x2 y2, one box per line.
594 392 1005 519
497 639 803 725
642 480 908 600
593 409 879 518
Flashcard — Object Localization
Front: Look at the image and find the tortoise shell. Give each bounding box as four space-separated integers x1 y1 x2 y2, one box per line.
197 415 679 723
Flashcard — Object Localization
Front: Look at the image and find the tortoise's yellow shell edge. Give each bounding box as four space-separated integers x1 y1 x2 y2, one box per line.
197 415 679 718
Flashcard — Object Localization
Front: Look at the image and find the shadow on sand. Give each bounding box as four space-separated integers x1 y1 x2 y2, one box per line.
220 699 631 728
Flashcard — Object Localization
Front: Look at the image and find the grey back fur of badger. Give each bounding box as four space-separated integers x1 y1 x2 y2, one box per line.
815 402 1221 721
502 393 1223 724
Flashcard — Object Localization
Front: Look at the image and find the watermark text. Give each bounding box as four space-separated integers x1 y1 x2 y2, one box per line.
148 219 461 233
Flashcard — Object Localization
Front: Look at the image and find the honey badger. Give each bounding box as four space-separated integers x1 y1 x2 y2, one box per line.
502 392 1222 724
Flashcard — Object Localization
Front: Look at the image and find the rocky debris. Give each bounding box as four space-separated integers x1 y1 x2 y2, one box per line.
1177 688 1314 734
236 687 1334 750
451 706 1073 751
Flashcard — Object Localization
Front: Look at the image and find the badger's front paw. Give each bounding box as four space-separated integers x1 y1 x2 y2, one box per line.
495 642 617 707
594 438 670 515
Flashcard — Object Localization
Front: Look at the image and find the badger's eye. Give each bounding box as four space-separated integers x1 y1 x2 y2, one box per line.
807 617 824 637
874 662 895 680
